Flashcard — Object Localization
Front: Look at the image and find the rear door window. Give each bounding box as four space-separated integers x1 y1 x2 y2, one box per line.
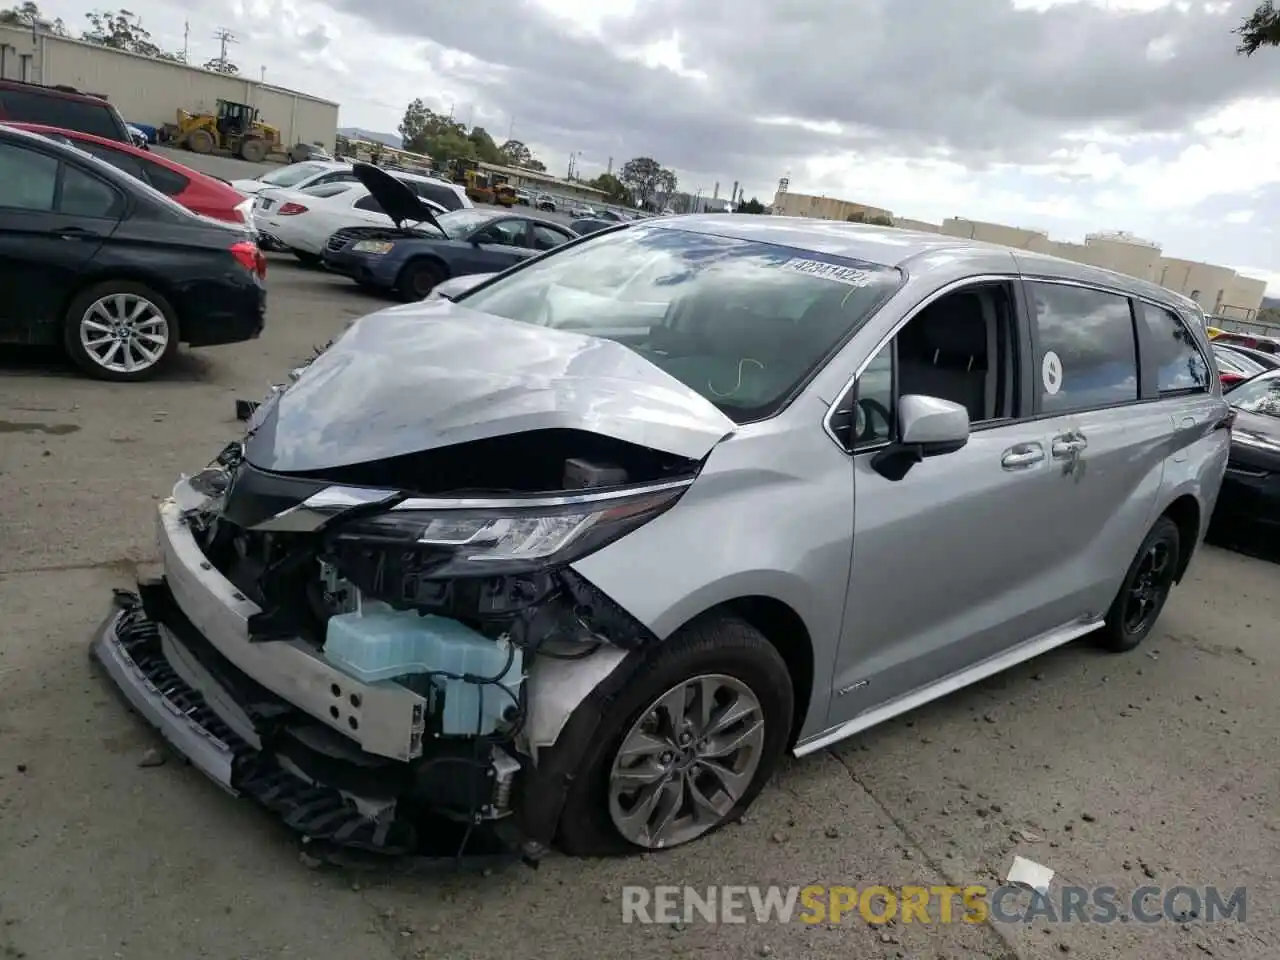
1026 280 1138 414
59 164 123 218
0 141 59 210
137 158 189 196
1138 302 1210 394
0 89 124 140
408 180 464 211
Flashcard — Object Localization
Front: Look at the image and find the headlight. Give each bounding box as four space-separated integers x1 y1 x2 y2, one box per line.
328 481 690 578
352 240 395 255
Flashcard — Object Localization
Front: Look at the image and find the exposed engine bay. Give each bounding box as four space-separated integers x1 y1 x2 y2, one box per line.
93 416 702 865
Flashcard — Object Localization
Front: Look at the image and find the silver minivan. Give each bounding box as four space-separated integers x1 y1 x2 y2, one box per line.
92 216 1230 859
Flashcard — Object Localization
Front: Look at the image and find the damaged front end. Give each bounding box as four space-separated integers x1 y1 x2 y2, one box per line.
91 428 702 864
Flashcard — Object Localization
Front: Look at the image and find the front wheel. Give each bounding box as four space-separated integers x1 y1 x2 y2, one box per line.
396 259 446 301
63 281 179 382
1096 516 1181 653
555 616 793 855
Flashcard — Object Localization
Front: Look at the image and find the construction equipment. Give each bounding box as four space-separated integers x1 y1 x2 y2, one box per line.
449 158 515 207
174 99 280 163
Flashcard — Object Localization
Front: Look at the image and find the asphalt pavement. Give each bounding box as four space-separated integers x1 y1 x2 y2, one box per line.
0 260 1277 960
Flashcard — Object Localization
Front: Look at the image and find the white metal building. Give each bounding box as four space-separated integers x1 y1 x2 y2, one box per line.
0 24 338 151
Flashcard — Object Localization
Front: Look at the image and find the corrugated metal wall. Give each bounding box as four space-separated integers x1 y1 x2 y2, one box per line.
0 26 338 150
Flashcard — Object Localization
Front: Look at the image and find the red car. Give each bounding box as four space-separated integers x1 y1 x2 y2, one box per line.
2 122 253 227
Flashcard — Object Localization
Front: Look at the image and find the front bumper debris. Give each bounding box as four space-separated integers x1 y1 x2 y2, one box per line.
91 591 416 852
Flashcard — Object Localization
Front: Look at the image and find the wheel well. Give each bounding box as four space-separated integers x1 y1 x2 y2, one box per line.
1162 494 1201 583
58 272 180 336
718 596 813 748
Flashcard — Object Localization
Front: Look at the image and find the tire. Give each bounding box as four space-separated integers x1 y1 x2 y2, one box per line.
396 258 446 301
63 281 180 382
239 138 267 163
1095 516 1181 653
554 616 793 856
292 251 323 268
186 129 215 154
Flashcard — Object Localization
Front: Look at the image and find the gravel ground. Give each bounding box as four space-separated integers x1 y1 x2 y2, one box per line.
0 259 1276 960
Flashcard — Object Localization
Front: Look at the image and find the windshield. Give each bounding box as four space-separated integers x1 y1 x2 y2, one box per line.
434 209 497 238
460 224 904 421
1227 370 1280 416
258 162 331 186
1215 348 1264 377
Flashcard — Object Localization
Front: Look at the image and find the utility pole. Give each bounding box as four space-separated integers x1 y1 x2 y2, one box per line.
211 27 237 66
182 20 189 61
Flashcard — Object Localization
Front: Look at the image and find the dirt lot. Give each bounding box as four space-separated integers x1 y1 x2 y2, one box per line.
0 260 1276 960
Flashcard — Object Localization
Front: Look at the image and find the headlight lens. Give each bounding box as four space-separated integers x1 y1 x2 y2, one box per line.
329 482 689 577
352 240 395 255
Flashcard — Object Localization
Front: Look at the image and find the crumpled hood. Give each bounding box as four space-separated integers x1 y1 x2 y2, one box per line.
242 301 737 473
352 162 441 231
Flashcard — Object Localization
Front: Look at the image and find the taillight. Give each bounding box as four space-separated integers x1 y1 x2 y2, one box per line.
230 240 267 280
1220 372 1245 387
277 202 307 215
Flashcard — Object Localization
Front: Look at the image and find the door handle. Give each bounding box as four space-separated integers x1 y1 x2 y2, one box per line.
58 227 99 241
1180 416 1196 428
1001 444 1045 469
1051 435 1088 458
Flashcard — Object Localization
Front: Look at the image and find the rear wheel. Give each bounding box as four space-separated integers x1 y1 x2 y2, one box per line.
396 258 446 301
554 616 792 855
239 138 267 163
63 281 179 382
1095 516 1181 652
186 129 215 154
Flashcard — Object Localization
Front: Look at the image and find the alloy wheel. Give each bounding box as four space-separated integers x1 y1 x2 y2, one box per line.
79 294 170 375
607 673 765 849
1122 539 1174 635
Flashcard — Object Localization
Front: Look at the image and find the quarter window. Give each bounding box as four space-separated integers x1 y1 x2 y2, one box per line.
353 194 383 212
0 142 58 210
1139 302 1210 394
60 165 121 218
531 224 571 250
1028 281 1137 414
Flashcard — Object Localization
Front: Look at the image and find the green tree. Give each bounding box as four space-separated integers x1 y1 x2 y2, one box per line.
81 8 178 59
589 172 632 205
525 157 546 172
735 197 766 214
499 139 532 167
846 211 893 226
467 127 504 164
619 156 665 208
204 56 238 74
1236 1 1280 54
1 1 66 32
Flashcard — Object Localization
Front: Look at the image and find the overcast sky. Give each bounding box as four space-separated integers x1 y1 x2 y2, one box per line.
37 0 1280 292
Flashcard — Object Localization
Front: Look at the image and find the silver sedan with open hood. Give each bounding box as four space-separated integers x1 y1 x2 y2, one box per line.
91 215 1227 860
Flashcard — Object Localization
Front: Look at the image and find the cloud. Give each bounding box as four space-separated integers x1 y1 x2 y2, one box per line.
36 0 1280 292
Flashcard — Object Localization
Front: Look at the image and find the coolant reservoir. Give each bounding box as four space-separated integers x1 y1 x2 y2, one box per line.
323 605 522 736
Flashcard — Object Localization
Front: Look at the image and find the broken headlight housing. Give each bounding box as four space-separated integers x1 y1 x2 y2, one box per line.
328 480 690 578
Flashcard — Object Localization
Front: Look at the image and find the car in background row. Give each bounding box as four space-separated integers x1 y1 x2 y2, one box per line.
5 122 254 227
1211 329 1280 354
570 217 620 236
535 192 556 212
321 163 578 299
1212 369 1280 536
0 79 132 143
1212 343 1267 388
253 178 449 266
0 125 266 381
232 160 471 211
1217 342 1280 372
287 142 334 164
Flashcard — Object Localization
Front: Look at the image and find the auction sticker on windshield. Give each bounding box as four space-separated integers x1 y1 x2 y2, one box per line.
779 258 873 286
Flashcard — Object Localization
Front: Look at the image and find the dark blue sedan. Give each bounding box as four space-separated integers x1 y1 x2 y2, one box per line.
321 162 579 300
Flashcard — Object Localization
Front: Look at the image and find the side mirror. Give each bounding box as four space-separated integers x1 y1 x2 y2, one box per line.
871 395 970 481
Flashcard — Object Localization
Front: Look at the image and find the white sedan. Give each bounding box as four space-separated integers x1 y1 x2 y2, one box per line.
253 181 448 265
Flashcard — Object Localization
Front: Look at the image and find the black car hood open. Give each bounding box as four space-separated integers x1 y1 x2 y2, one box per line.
352 162 441 232
242 300 737 473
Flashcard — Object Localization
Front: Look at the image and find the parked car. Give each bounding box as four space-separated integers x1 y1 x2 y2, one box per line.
252 178 451 266
595 210 627 222
535 193 556 212
1214 342 1280 372
0 125 266 381
287 142 334 164
514 189 534 206
0 79 131 143
322 163 578 299
567 202 597 217
232 160 472 212
5 122 255 227
89 214 1227 861
569 216 618 236
1211 368 1280 535
1212 343 1265 388
1211 330 1280 354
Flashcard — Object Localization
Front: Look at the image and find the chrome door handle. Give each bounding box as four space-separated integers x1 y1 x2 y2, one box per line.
1051 436 1088 458
1001 444 1045 469
1180 416 1196 428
